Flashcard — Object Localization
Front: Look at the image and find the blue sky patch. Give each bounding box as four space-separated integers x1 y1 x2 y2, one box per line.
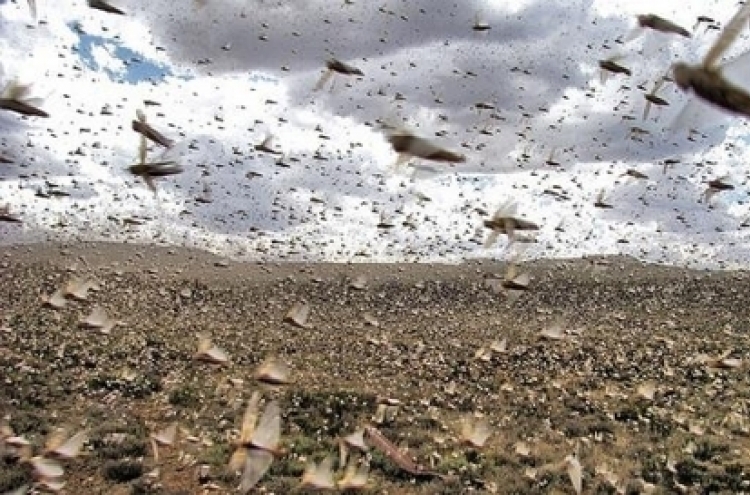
69 21 174 84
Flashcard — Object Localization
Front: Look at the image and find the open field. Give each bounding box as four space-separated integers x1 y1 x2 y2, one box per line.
1 242 749 494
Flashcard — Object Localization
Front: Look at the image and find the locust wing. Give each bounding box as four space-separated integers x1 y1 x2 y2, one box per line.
314 70 334 92
240 392 262 443
703 4 750 69
238 449 274 493
720 48 750 89
88 0 126 15
250 401 280 450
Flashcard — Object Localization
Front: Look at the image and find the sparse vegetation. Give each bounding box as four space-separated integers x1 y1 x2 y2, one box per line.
88 373 162 399
1 245 750 492
196 442 230 467
103 459 144 482
693 439 730 462
168 384 201 408
0 463 31 493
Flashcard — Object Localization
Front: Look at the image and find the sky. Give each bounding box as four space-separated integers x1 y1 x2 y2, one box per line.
2 0 750 268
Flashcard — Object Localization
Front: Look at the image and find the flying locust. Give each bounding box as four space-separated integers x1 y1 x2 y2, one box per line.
672 4 750 120
128 109 182 194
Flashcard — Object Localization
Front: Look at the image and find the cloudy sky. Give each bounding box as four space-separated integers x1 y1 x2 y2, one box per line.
1 0 750 267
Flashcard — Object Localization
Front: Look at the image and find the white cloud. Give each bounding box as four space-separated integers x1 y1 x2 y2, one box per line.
1 0 750 268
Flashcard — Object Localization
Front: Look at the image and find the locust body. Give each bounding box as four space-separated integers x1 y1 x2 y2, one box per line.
672 63 750 118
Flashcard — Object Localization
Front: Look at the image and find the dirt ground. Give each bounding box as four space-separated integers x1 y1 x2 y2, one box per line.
1 241 749 494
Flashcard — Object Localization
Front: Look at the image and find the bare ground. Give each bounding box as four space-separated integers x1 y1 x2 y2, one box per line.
1 241 750 494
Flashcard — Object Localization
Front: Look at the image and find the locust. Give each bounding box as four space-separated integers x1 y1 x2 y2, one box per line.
702 175 734 204
472 11 491 32
483 200 539 247
364 426 449 481
545 148 561 167
132 109 173 148
314 58 364 92
672 4 750 120
384 126 466 169
636 14 691 37
254 134 281 155
643 75 671 120
0 204 22 223
598 56 632 84
229 393 283 493
0 80 48 118
693 16 716 32
88 0 126 15
128 110 182 194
